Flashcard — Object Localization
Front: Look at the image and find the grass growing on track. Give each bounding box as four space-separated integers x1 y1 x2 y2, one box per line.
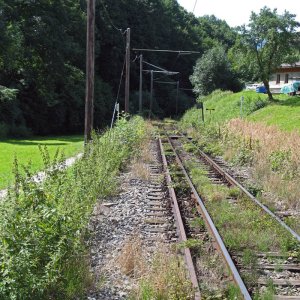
0 135 83 189
188 162 300 254
180 89 300 230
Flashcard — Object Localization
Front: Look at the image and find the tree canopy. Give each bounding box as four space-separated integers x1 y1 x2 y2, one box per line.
0 0 241 137
190 46 242 96
232 7 300 99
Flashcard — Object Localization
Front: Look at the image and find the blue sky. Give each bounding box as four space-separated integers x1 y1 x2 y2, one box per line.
177 0 300 27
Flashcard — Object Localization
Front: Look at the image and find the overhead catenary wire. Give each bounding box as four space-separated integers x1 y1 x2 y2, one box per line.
156 0 199 78
192 0 198 14
110 54 126 129
99 0 127 48
143 60 169 71
99 0 123 33
132 48 200 54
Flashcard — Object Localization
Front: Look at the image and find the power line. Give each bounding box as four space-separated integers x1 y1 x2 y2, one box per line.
132 48 200 54
192 0 198 14
143 70 179 75
110 53 126 128
99 0 123 33
99 0 127 48
154 81 177 84
143 61 168 71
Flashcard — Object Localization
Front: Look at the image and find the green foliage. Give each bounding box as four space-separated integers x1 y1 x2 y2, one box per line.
0 122 9 138
231 143 254 166
0 0 240 132
199 89 233 103
187 162 300 255
132 250 194 300
269 150 291 172
268 149 296 179
177 239 203 251
0 116 146 299
190 46 242 96
0 86 31 137
189 216 206 231
233 6 300 99
181 90 270 129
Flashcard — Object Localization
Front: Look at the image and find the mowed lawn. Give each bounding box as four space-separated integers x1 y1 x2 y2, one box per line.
202 91 300 133
248 95 300 133
0 135 83 190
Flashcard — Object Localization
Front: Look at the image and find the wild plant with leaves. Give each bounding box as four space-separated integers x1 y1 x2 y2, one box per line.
0 116 146 299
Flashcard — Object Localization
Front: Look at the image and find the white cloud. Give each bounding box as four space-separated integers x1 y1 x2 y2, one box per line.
177 0 300 27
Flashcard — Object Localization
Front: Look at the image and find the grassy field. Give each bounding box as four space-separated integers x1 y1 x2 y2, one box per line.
200 90 268 123
197 90 300 132
248 96 300 132
0 135 83 190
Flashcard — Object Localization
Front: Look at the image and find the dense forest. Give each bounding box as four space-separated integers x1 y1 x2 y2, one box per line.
0 0 239 136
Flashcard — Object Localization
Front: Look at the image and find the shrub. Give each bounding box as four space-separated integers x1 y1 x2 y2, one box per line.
9 124 33 138
0 116 146 299
0 122 9 138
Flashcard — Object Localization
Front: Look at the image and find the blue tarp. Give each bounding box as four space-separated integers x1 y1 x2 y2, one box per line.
281 81 300 94
256 85 267 93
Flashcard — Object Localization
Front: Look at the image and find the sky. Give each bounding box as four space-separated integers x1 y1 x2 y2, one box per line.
177 0 300 27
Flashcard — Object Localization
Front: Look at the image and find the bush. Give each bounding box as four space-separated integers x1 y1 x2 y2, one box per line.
0 122 9 138
0 116 146 299
9 124 32 138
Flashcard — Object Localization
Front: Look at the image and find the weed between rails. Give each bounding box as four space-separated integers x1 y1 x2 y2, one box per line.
164 150 243 299
180 114 300 234
188 162 299 255
185 159 300 297
130 246 195 300
130 124 156 181
0 116 147 300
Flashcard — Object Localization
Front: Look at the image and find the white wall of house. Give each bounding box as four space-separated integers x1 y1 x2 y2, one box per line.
269 67 300 93
269 70 300 86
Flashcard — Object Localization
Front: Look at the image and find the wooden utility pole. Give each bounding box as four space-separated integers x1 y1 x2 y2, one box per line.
84 0 95 143
139 54 143 114
125 28 130 113
149 70 153 119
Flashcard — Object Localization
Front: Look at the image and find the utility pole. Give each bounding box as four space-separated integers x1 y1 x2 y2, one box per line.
139 54 143 114
149 70 153 119
175 81 179 115
84 0 95 143
125 28 130 113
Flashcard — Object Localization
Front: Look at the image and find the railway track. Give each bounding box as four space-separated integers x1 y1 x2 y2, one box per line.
143 139 246 299
134 125 300 299
157 129 300 299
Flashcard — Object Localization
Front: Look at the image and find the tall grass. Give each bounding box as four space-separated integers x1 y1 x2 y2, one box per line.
225 119 300 210
0 116 146 299
131 247 194 300
180 89 300 231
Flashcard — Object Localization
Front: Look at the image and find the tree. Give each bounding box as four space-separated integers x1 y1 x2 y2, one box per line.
235 7 300 100
190 46 241 96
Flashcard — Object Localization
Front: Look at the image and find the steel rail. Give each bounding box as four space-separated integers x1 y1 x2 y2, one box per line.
158 138 201 300
167 136 252 300
182 137 300 243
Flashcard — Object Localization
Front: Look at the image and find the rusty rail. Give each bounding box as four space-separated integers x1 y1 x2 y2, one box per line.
182 136 300 243
167 136 252 300
158 138 201 300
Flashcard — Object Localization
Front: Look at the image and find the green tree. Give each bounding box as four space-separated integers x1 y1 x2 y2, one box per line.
190 46 241 96
234 7 300 100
